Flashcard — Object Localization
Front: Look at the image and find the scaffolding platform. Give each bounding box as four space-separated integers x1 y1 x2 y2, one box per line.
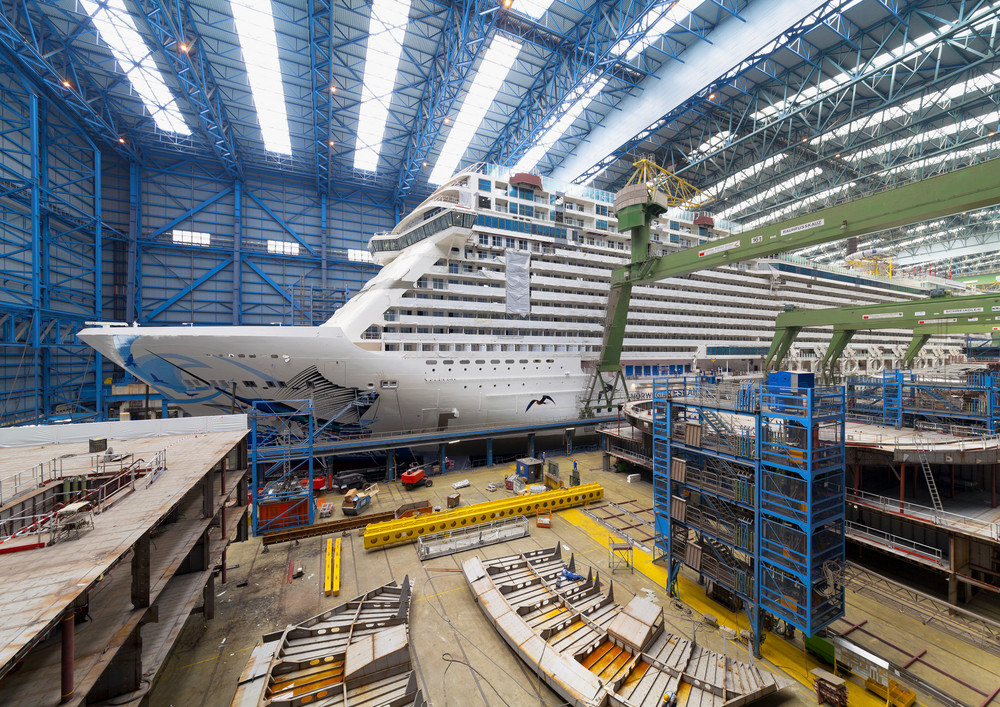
609 535 633 573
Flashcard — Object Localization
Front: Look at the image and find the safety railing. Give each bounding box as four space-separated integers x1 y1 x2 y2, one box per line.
845 520 945 564
848 488 1000 540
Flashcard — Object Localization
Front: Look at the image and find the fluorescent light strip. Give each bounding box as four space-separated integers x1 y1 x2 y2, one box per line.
80 0 189 135
230 0 292 154
513 77 608 173
355 0 411 171
429 37 522 185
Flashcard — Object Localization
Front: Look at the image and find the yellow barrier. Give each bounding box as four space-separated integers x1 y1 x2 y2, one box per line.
333 538 342 596
324 538 333 596
363 483 604 550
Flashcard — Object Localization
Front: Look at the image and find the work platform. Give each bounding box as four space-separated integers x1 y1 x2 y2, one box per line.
604 388 1000 606
0 415 249 706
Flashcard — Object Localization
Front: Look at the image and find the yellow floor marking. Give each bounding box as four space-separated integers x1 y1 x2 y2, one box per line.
417 585 466 603
562 508 886 707
179 644 254 670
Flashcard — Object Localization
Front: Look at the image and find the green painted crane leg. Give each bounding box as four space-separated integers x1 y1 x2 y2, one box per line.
599 282 633 372
823 329 856 374
902 333 932 368
764 327 801 370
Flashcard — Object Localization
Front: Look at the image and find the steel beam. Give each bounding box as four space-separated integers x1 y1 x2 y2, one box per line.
363 483 604 550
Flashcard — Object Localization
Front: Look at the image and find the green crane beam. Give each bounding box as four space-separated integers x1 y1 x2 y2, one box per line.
764 292 1000 371
598 157 1000 385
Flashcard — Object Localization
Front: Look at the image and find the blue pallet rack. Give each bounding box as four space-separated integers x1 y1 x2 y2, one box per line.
652 375 846 655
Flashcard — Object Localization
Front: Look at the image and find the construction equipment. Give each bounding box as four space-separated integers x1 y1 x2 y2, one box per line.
364 483 604 550
536 509 551 527
589 155 1000 412
401 463 433 489
341 488 373 516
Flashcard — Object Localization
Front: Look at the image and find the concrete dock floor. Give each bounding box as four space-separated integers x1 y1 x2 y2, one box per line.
150 452 1000 707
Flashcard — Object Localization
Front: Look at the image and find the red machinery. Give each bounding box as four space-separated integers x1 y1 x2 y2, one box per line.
401 464 433 489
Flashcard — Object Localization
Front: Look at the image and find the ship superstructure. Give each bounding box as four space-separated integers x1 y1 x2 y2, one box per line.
78 164 963 433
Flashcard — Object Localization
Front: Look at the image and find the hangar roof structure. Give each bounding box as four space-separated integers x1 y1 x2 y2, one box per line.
2 0 998 275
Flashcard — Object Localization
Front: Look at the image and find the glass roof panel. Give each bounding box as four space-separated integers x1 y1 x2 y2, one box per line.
79 0 189 135
513 77 608 173
428 36 522 185
229 0 292 154
355 0 412 172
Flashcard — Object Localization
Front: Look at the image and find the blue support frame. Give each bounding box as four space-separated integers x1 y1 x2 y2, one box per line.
653 375 846 653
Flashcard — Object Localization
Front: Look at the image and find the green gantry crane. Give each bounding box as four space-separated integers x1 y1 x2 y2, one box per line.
586 156 1000 414
765 291 1000 373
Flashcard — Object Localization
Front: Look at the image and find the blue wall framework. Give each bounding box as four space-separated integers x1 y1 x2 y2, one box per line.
0 70 392 424
652 375 846 654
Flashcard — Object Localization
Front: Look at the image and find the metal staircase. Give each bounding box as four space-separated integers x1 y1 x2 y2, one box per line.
913 441 943 512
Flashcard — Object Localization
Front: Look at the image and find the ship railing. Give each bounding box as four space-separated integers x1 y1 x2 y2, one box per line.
0 448 145 507
848 488 1000 540
844 520 944 564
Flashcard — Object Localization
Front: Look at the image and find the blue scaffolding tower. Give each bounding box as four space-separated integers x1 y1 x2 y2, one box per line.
250 399 317 535
847 370 1000 432
653 374 846 655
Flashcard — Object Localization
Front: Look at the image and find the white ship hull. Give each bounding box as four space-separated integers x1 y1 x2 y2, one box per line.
79 165 965 433
77 324 591 433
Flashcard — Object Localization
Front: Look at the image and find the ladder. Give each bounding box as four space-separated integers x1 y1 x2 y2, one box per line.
914 442 943 512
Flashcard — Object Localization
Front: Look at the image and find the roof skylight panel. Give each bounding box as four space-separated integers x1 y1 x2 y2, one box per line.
354 0 412 171
610 0 700 61
429 36 522 185
79 0 189 135
514 0 555 20
717 167 822 220
229 0 292 154
512 77 608 173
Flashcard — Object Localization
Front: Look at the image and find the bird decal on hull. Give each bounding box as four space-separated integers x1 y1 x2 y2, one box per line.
525 395 555 411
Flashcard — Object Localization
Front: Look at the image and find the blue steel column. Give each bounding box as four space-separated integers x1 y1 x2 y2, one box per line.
752 398 762 658
29 93 41 423
233 181 242 325
39 100 50 418
320 193 328 291
126 163 141 324
94 147 103 418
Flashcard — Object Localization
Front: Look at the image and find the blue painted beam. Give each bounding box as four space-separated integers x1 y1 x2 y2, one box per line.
145 258 232 321
132 0 245 178
149 186 232 239
244 189 319 257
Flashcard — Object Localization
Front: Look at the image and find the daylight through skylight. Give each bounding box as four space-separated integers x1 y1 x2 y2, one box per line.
429 37 522 185
80 0 189 135
355 0 412 172
514 0 554 20
513 78 608 173
230 0 292 154
610 0 699 61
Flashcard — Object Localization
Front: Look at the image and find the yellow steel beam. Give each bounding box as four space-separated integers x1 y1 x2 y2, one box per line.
333 537 342 596
324 537 333 596
363 483 604 550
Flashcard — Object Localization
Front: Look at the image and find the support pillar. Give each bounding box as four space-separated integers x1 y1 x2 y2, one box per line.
486 437 493 467
221 460 227 585
203 573 215 620
951 464 955 499
565 428 574 455
60 612 74 704
603 453 611 472
131 531 150 609
528 433 535 458
900 462 906 511
386 448 395 481
993 464 997 509
203 473 214 518
439 443 447 475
